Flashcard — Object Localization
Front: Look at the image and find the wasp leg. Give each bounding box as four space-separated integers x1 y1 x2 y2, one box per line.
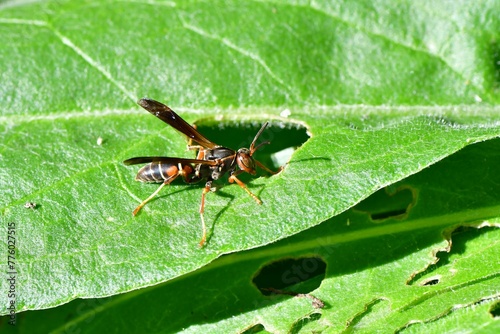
198 181 212 247
188 144 205 153
228 172 262 205
255 160 283 175
132 171 180 216
186 124 205 153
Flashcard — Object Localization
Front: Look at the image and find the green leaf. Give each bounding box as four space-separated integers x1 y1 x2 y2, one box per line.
1 0 500 332
8 139 500 333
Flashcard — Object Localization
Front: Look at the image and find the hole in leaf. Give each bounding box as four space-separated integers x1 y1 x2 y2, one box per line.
490 301 500 318
421 276 440 286
346 298 387 329
353 186 415 221
195 120 309 171
407 226 496 286
290 313 322 334
252 256 326 296
241 323 266 334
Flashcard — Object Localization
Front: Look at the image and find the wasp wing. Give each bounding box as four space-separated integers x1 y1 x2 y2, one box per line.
137 98 217 149
123 156 218 166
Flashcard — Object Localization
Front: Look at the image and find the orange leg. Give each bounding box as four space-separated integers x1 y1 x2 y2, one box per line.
255 160 283 175
187 124 205 154
228 173 262 205
198 182 212 247
132 166 183 216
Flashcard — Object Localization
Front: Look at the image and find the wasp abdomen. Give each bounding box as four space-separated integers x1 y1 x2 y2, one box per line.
135 162 179 183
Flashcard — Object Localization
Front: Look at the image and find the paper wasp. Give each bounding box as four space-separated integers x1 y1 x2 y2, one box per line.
124 98 281 247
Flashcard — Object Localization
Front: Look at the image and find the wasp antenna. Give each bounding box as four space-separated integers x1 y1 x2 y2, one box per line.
250 141 270 156
250 122 269 153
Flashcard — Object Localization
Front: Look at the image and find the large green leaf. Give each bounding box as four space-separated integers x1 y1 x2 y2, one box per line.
8 138 500 333
1 0 499 332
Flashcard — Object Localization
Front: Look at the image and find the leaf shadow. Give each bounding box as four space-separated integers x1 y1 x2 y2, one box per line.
407 226 498 286
205 188 236 245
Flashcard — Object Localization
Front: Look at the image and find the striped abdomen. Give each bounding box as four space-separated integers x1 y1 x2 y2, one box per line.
135 162 193 183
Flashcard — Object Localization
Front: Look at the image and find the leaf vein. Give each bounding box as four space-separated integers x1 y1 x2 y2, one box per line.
48 27 137 103
180 20 291 91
